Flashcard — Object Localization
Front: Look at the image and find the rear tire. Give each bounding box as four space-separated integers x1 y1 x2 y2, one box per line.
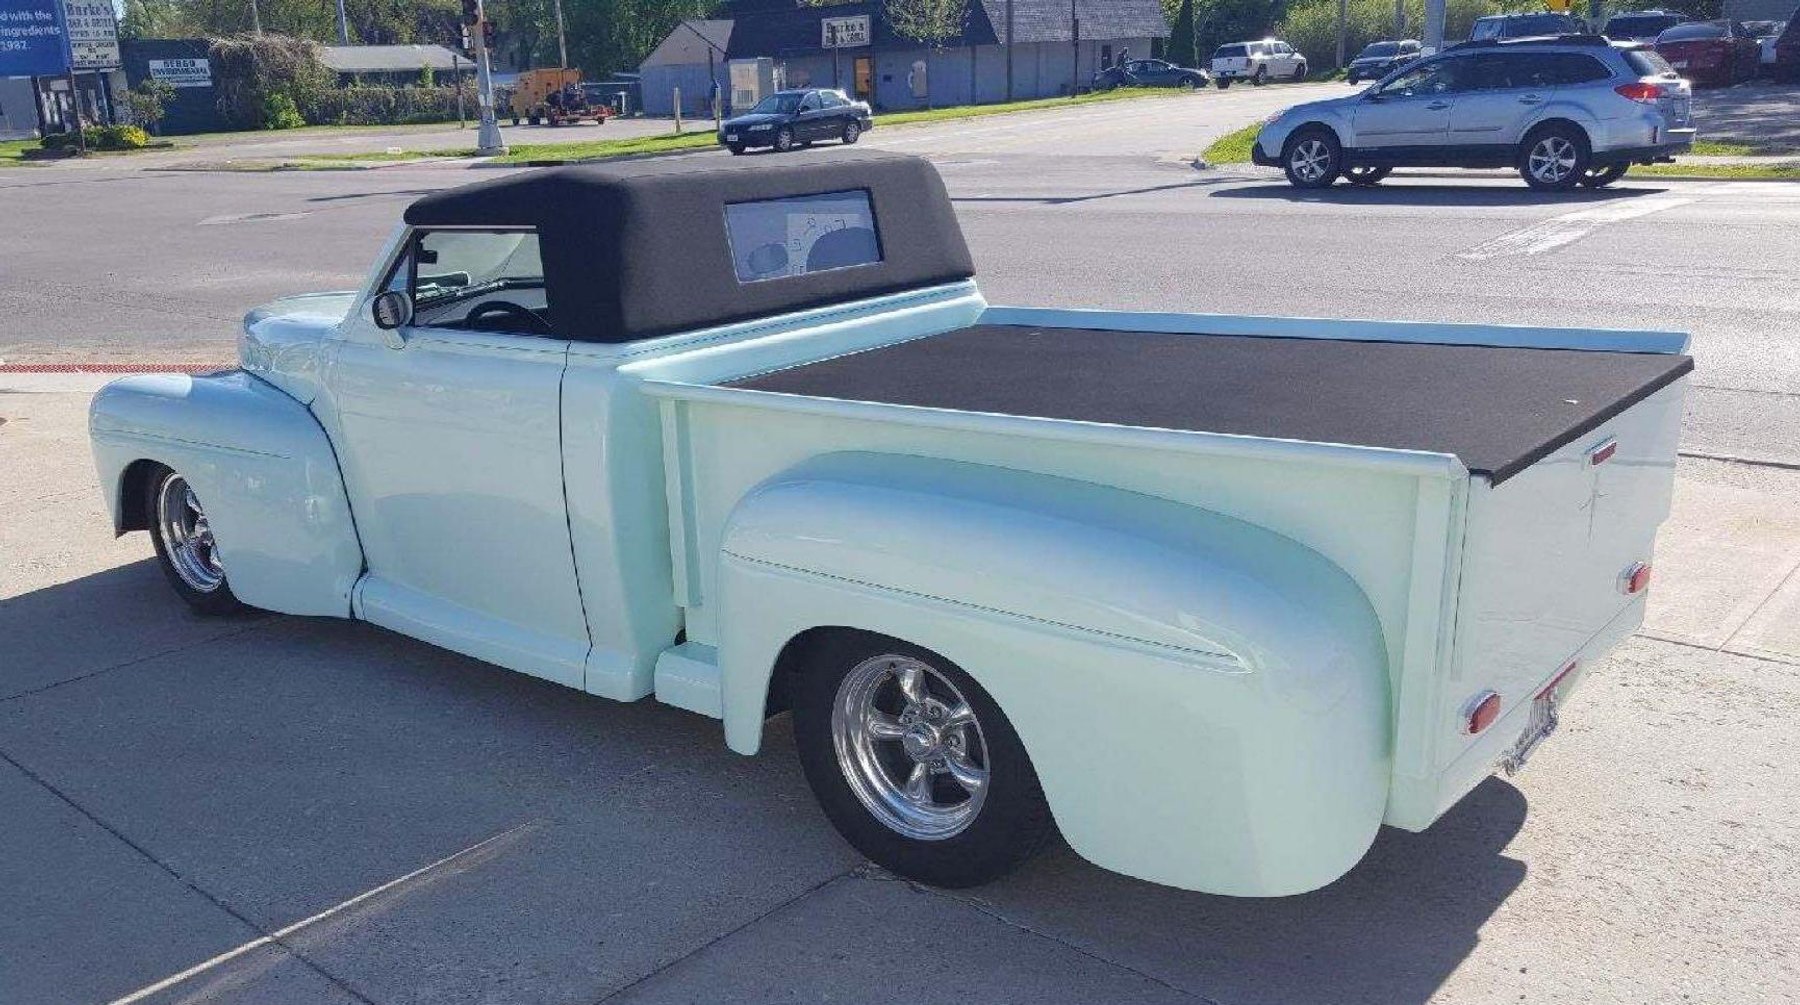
1252 66 1268 86
1518 123 1589 191
1215 78 1231 89
1579 163 1628 188
1283 127 1341 188
1344 164 1392 186
1293 62 1308 81
791 630 1055 889
146 467 246 617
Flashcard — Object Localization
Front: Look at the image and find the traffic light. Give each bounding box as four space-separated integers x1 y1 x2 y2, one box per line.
460 0 478 25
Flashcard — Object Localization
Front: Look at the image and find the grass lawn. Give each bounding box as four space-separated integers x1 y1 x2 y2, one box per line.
0 139 40 167
1202 123 1261 165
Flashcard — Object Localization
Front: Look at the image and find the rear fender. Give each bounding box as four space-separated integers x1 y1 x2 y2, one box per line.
89 371 363 617
714 453 1391 896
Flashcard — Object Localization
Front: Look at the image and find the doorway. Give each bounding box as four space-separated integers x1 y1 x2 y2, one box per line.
854 56 873 101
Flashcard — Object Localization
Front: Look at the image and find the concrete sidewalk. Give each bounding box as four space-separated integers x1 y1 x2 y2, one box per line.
2 376 1796 1005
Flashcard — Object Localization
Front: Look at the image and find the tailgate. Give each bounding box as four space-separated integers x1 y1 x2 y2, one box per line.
1398 377 1686 825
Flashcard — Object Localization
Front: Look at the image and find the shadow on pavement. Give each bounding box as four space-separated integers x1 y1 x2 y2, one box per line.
0 559 1528 1004
1211 181 1672 207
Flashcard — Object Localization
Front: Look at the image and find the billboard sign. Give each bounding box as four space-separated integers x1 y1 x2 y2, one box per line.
0 0 69 78
821 15 870 49
149 56 212 87
62 0 117 70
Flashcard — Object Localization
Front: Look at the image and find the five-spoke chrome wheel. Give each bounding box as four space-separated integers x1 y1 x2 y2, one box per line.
831 654 989 841
154 471 225 593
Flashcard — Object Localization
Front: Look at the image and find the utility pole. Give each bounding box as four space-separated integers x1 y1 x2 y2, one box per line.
1424 0 1445 52
335 0 350 43
1396 0 1405 38
473 0 506 155
1005 0 1014 101
554 0 568 68
453 52 466 127
1069 0 1079 96
1336 0 1347 69
249 0 261 34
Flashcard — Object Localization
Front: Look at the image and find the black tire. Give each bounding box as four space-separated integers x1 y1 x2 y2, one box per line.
1579 163 1629 188
1344 164 1393 186
1517 123 1590 191
1282 127 1342 188
774 127 795 152
510 116 520 126
528 114 540 126
791 630 1055 889
1215 77 1231 89
842 120 861 144
144 466 246 616
1252 66 1268 86
1179 76 1197 90
727 143 747 155
1346 71 1359 84
1293 62 1308 81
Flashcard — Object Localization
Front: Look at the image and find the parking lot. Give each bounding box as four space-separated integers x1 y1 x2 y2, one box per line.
4 91 1800 1004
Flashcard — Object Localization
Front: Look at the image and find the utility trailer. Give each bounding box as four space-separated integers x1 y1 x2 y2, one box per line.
89 151 1690 895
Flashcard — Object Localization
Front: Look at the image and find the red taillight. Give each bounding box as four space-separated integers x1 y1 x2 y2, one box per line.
1621 562 1653 595
1464 691 1502 735
1615 82 1666 102
1588 438 1618 466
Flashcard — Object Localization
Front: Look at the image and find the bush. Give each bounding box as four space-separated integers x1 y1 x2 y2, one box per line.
38 124 152 151
1279 0 1527 69
307 83 478 126
210 34 333 130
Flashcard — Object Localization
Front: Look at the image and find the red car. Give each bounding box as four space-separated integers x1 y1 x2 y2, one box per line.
1655 20 1763 86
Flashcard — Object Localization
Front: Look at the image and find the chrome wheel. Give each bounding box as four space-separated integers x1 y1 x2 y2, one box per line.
831 654 989 841
154 472 224 593
1528 135 1578 184
1290 138 1332 183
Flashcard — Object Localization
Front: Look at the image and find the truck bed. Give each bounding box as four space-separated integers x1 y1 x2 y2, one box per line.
726 323 1694 484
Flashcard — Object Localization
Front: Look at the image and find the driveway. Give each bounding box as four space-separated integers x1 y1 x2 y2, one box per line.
1692 79 1800 152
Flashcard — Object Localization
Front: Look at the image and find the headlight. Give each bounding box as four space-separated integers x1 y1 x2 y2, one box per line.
749 123 773 131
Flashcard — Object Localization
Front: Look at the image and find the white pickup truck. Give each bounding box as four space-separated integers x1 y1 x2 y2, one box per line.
89 152 1691 896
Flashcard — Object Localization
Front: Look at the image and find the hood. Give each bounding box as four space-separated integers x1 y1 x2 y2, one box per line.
240 290 356 405
722 112 786 129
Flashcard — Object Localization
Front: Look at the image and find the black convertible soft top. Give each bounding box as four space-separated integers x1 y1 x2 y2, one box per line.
403 151 973 344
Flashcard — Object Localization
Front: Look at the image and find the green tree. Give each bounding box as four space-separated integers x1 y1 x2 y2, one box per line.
123 78 178 133
1167 0 1197 66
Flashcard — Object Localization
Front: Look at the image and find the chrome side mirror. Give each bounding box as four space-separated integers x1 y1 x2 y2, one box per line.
372 290 412 330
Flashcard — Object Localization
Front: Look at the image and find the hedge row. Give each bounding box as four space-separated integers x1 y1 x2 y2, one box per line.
307 83 481 126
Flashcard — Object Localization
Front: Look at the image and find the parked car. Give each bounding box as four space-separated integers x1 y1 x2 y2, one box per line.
85 151 1692 896
1346 39 1423 83
1469 12 1589 41
1253 36 1695 190
1603 9 1688 43
1093 58 1210 90
1654 21 1762 87
1777 18 1800 81
718 88 872 154
1210 39 1308 87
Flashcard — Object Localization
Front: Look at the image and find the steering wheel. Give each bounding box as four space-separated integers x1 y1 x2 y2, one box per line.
465 300 552 334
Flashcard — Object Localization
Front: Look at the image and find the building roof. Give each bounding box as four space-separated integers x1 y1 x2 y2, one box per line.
319 44 465 74
671 0 1163 63
642 19 734 67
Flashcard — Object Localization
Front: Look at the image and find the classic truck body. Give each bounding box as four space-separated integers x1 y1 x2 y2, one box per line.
90 151 1691 896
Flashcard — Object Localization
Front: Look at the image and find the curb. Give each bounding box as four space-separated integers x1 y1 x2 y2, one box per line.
0 363 229 373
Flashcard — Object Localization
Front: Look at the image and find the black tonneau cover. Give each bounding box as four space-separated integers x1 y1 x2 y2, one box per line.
726 324 1693 484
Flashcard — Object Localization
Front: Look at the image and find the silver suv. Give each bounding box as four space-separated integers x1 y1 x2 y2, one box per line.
1252 36 1695 191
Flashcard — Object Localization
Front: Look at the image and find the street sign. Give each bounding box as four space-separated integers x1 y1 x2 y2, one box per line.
62 0 117 70
148 56 211 88
0 0 69 78
821 15 870 49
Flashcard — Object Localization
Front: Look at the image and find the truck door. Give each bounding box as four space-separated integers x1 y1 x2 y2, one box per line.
320 227 591 688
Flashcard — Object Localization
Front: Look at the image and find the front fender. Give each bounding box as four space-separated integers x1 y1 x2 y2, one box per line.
714 453 1391 896
89 371 363 617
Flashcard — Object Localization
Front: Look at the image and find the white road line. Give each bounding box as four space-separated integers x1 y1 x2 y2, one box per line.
1457 196 1693 261
104 822 538 1005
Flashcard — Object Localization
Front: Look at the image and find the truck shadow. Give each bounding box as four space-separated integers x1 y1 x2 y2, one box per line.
1 559 1528 1004
975 777 1529 1005
1212 181 1673 207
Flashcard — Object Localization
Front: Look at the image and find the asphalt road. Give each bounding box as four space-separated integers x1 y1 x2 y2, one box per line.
3 92 1799 1005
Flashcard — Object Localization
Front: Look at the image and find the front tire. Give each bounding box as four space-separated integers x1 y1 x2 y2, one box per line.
1283 128 1341 188
774 127 795 152
146 467 245 616
727 143 747 155
791 631 1055 888
1346 71 1359 84
842 120 861 144
1252 66 1268 86
1579 163 1628 188
1215 77 1231 90
1518 124 1589 191
1293 62 1308 81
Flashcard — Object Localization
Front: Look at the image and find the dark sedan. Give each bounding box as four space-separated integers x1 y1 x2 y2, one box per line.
719 89 873 154
1092 58 1210 90
1345 39 1421 83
